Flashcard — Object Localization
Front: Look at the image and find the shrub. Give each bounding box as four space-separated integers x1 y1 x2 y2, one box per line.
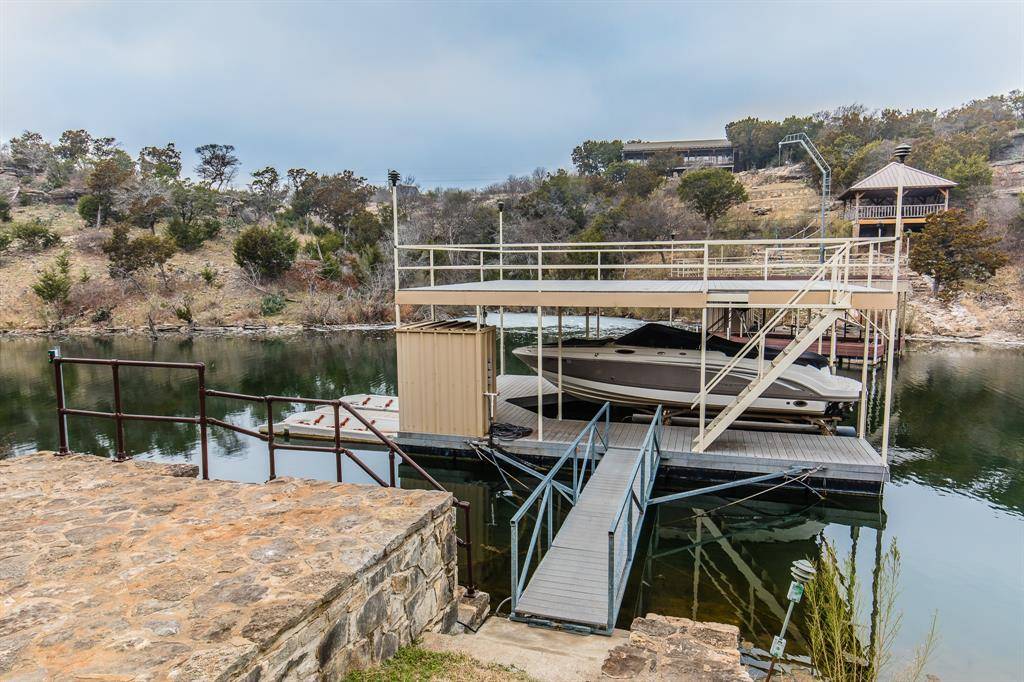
0 197 11 222
77 194 101 224
102 224 177 279
32 250 73 317
166 217 221 251
12 220 61 250
259 293 286 316
0 231 11 252
173 295 194 324
200 264 217 285
90 307 112 324
233 225 298 280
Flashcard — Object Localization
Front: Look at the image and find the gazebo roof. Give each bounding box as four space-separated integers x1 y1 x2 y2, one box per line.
837 161 957 199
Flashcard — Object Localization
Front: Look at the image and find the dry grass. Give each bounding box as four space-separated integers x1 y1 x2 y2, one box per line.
343 645 535 682
0 204 393 331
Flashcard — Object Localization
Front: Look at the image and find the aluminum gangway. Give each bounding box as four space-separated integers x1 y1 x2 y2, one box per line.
509 404 663 634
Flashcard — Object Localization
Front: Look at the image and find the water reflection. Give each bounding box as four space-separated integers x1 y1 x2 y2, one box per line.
1 334 1022 680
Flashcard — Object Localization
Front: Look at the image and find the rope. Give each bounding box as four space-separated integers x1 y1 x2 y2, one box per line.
489 422 533 440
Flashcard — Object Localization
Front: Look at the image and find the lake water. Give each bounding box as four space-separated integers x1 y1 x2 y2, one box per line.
1 330 1021 681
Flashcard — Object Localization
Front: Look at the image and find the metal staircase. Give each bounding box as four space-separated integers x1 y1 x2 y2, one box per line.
691 306 847 453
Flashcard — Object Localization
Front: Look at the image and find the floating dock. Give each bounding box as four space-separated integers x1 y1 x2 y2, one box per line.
397 374 887 493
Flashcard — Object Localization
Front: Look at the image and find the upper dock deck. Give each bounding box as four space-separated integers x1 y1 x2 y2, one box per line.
396 277 897 310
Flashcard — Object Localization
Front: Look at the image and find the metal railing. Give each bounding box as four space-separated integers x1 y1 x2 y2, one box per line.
606 407 663 632
509 402 611 612
396 236 900 292
847 203 944 220
47 350 477 593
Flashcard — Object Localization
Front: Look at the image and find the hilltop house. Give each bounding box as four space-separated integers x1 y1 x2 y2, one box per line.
838 149 956 238
622 138 735 174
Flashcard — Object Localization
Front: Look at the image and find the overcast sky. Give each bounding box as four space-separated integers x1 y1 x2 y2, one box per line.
2 1 1022 188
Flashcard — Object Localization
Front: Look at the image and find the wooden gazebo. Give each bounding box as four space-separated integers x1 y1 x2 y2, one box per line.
838 147 956 237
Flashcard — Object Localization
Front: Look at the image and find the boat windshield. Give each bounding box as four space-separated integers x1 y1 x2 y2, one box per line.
613 323 828 368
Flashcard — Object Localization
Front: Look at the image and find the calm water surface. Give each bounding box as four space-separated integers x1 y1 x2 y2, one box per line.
1 331 1022 681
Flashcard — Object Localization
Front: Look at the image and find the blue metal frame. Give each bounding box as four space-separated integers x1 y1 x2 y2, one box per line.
509 403 611 614
605 407 664 634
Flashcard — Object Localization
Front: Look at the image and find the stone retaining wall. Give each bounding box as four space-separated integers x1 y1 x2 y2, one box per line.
244 502 458 679
0 452 458 680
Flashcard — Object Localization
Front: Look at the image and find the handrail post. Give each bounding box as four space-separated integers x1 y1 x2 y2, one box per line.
51 349 69 455
607 530 615 633
546 484 553 548
459 501 477 595
266 396 276 480
332 401 343 483
197 365 209 480
111 360 127 461
511 518 519 609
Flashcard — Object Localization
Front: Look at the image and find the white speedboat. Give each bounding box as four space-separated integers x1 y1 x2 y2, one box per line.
513 324 860 417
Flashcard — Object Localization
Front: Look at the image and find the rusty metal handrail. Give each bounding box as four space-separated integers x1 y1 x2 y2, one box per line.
47 350 477 593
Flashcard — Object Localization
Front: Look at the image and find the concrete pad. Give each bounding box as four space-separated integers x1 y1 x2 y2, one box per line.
421 616 629 682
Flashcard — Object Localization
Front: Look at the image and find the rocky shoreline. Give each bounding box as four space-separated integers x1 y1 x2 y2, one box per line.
0 322 397 338
3 322 1023 348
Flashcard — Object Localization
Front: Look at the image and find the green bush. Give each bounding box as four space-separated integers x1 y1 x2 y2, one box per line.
0 231 12 252
0 197 11 222
12 220 61 250
232 225 298 280
259 293 286 316
166 217 221 251
77 195 101 224
32 250 73 315
200 264 217 285
102 224 177 278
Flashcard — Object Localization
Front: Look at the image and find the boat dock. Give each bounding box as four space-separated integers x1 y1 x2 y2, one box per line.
397 374 887 493
392 236 901 497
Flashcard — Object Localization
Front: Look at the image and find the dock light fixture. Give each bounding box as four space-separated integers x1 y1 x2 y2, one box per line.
766 558 817 681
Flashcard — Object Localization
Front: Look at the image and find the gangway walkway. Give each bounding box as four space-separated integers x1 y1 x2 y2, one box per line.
509 404 663 634
503 403 825 635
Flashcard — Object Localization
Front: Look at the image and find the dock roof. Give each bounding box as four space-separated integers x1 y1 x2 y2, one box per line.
395 278 897 310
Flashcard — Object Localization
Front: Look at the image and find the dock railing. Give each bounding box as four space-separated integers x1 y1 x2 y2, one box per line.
46 350 478 593
510 402 610 613
606 407 663 633
396 236 900 291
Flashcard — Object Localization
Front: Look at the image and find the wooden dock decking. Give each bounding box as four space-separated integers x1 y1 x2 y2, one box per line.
513 447 641 629
397 375 887 490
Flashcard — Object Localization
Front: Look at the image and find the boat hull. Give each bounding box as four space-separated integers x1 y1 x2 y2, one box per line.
513 345 860 416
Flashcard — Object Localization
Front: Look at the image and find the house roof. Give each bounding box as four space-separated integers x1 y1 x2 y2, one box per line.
837 161 957 199
623 139 733 153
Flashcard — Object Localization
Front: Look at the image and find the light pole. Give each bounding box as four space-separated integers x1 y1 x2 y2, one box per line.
389 170 400 325
498 200 506 375
779 133 831 263
766 559 816 681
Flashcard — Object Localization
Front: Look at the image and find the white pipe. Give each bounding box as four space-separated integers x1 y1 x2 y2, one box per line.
391 179 400 325
557 308 563 421
537 306 544 442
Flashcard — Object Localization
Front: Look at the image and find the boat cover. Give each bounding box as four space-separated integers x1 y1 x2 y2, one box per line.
614 323 829 368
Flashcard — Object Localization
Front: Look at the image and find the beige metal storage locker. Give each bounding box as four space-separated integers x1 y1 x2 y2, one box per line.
396 321 496 438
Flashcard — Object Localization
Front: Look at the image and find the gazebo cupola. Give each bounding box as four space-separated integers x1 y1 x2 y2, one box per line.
838 144 957 237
